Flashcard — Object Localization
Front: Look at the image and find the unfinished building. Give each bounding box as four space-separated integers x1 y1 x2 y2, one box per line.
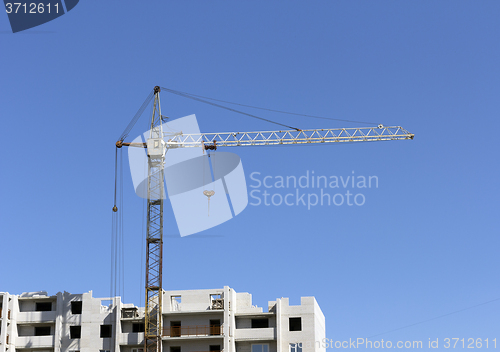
0 287 325 352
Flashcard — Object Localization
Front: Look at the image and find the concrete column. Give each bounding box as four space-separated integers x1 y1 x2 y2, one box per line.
10 296 18 350
113 297 121 352
223 286 231 352
54 292 63 352
0 294 8 352
276 299 281 352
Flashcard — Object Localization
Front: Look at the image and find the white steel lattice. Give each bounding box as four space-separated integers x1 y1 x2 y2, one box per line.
163 126 414 148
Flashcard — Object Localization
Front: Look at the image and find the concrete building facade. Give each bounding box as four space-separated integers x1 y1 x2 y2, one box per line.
0 288 325 352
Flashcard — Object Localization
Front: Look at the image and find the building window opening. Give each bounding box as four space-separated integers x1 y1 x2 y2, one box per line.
290 343 302 352
289 317 302 331
100 324 112 338
34 326 51 336
122 307 138 319
210 319 221 335
35 302 52 311
209 345 221 352
71 301 82 314
70 326 81 339
132 323 145 333
171 296 181 310
170 347 181 352
170 321 181 337
251 344 269 352
251 318 269 328
210 294 223 309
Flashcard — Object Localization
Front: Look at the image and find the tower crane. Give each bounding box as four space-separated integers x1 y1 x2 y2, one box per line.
114 86 414 352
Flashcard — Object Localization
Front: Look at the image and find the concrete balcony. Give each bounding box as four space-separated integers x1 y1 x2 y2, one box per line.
17 311 57 323
163 325 223 338
119 332 144 345
234 327 275 341
16 335 54 348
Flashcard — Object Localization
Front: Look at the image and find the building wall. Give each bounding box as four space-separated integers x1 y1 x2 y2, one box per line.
276 297 325 352
0 288 324 352
0 293 10 352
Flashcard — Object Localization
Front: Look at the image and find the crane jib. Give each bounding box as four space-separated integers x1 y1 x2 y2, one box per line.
117 126 414 151
161 126 414 149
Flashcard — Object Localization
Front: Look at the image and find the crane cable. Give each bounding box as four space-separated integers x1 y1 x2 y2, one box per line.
111 149 118 300
160 87 380 126
111 147 125 302
118 87 380 145
160 87 302 131
112 90 154 299
118 89 155 142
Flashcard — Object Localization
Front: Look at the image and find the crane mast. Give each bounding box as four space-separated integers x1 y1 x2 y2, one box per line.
115 86 414 352
145 86 164 352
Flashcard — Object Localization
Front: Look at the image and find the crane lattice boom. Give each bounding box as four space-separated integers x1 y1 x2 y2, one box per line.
163 126 414 149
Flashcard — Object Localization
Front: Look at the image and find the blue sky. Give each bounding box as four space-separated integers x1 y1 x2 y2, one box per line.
1 1 499 348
